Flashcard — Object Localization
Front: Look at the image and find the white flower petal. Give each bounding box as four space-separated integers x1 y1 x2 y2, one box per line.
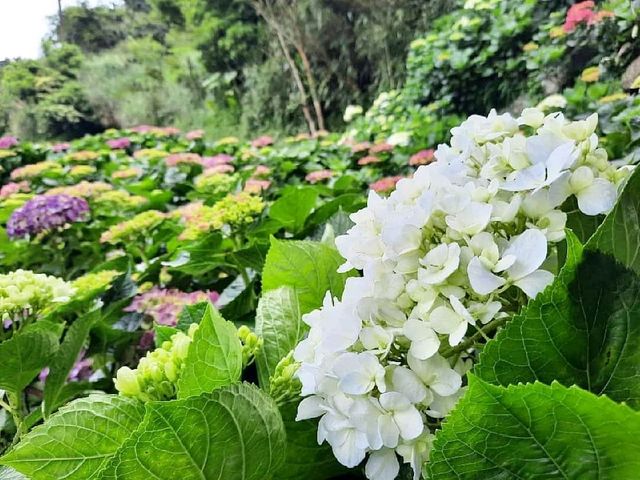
467 257 505 295
365 448 400 480
503 229 547 280
577 178 617 215
514 269 554 298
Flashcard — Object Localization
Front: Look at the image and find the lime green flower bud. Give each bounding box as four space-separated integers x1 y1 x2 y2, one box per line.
114 367 141 397
269 351 302 405
237 325 262 367
115 326 199 402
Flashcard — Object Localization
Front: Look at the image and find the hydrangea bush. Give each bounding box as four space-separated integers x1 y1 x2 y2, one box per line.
293 108 630 479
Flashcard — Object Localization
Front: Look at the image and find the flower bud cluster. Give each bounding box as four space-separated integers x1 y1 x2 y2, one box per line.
237 325 263 367
0 269 75 325
114 323 198 401
269 351 302 405
294 108 631 480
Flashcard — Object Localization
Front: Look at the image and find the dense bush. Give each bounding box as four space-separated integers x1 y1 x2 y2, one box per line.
1 1 640 479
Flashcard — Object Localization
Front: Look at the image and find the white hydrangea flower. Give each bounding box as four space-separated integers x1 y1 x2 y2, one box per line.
294 108 631 480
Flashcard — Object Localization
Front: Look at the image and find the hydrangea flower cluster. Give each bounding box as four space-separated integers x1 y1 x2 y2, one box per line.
7 194 90 239
10 160 63 181
175 192 264 241
125 287 220 326
194 171 237 198
106 137 131 150
0 270 75 325
294 108 630 480
100 210 166 244
71 270 120 301
0 135 18 149
66 150 100 163
0 181 30 199
45 181 113 199
165 152 202 167
114 324 198 401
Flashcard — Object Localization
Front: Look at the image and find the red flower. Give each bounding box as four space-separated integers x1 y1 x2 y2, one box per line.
562 1 611 32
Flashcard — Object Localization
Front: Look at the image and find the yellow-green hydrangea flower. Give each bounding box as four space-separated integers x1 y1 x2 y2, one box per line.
71 270 120 301
0 269 75 324
100 210 166 244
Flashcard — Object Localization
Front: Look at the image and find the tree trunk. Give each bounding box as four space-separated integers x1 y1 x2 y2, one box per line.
293 42 325 131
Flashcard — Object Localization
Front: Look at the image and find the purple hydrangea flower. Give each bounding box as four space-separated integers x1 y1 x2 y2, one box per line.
0 136 18 149
106 137 131 150
125 287 219 326
7 194 90 239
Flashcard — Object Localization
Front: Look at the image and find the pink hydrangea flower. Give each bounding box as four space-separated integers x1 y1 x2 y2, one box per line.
106 137 131 150
125 287 220 326
409 149 435 166
0 136 18 149
305 169 335 184
165 153 202 167
244 179 271 193
205 164 235 174
0 181 29 198
358 155 382 166
202 154 233 168
186 129 205 141
369 143 394 154
370 176 403 194
251 135 274 148
52 143 71 153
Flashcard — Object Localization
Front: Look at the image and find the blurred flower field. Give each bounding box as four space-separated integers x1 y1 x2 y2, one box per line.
1 1 640 479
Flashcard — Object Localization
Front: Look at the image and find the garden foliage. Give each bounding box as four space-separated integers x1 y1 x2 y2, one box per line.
0 1 639 479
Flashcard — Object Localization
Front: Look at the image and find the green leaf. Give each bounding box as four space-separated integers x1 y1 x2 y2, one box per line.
587 166 640 271
476 232 640 407
269 187 318 232
0 394 144 480
177 302 243 398
428 377 640 479
43 310 100 417
262 238 356 315
274 401 347 480
0 321 63 394
175 302 208 331
154 325 179 347
255 286 302 388
102 383 286 480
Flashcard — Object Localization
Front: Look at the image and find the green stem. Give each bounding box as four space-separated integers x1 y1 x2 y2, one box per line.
7 392 26 446
441 316 509 358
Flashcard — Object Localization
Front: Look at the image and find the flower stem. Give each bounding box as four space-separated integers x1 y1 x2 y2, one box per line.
441 316 509 358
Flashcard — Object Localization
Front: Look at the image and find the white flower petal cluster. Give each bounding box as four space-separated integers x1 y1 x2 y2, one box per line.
294 109 630 480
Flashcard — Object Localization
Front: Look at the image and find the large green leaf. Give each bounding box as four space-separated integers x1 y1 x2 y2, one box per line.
587 166 640 271
0 321 63 394
262 238 355 315
476 232 640 407
101 383 286 480
255 286 303 388
274 401 348 480
0 395 144 480
177 302 243 398
269 187 318 233
427 377 640 479
43 310 100 417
